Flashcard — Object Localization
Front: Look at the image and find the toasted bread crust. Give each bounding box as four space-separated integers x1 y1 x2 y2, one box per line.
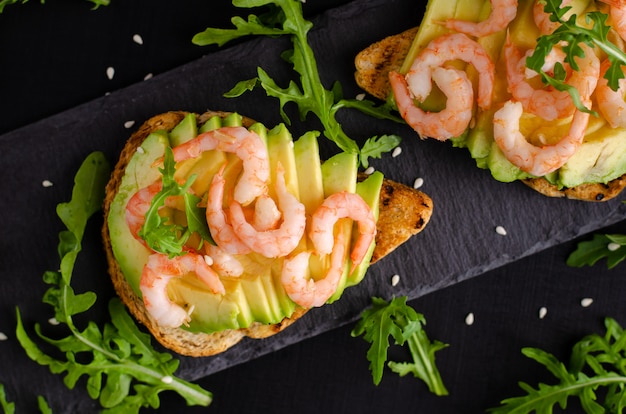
102 110 433 356
355 29 626 202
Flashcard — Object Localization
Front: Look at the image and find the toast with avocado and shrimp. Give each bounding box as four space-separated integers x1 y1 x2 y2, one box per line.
101 110 433 357
355 0 626 202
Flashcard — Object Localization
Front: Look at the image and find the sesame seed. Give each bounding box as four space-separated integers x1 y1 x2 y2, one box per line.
538 306 547 319
0 332 7 341
495 226 507 236
186 305 195 317
608 242 621 252
204 255 214 266
144 73 154 81
132 34 144 45
355 93 366 101
42 180 54 188
465 312 474 326
124 120 136 129
136 147 145 154
106 66 115 80
392 147 402 157
48 317 60 326
391 274 400 287
413 177 424 189
364 166 375 175
581 298 593 308
161 376 173 384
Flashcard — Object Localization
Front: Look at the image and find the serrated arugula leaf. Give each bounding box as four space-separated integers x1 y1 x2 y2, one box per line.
567 233 626 269
193 0 403 168
489 317 626 413
0 384 15 414
14 151 212 413
351 296 448 395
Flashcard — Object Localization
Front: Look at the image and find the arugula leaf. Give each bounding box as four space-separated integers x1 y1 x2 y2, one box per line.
489 317 626 413
527 0 626 114
15 151 213 413
0 384 15 414
0 0 109 13
567 233 626 269
193 0 404 168
351 296 449 396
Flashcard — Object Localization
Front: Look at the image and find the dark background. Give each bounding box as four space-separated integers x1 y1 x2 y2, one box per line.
1 1 625 413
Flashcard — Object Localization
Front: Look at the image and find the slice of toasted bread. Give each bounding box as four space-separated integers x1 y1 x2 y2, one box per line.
102 110 433 357
355 30 626 202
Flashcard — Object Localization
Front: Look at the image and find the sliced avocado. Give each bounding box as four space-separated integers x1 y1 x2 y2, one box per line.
169 113 198 147
293 131 325 215
267 124 300 198
199 115 223 133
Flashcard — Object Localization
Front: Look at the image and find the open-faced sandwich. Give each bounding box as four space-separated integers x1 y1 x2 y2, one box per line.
355 0 626 201
101 110 433 357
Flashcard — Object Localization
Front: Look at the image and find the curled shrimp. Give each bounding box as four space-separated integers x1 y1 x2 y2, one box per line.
444 0 518 38
390 67 474 140
309 191 376 273
281 231 346 308
126 181 163 243
504 36 600 121
533 0 571 34
596 58 626 128
229 165 306 258
172 126 269 206
204 243 244 277
140 252 225 328
493 100 591 176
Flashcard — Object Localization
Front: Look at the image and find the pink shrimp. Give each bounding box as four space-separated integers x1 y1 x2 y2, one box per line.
504 36 600 121
309 191 376 273
140 252 225 328
533 0 572 34
607 0 626 42
445 0 518 38
281 231 346 308
171 126 269 206
390 67 474 140
596 58 626 128
204 243 244 277
126 181 163 243
493 100 591 176
228 165 306 258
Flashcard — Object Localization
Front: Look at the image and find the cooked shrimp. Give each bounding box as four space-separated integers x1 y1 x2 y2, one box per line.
229 165 306 258
309 190 376 273
281 231 346 308
596 58 626 128
140 252 225 328
126 181 163 243
493 100 591 176
533 0 572 34
389 67 474 140
252 194 281 231
607 1 626 42
204 243 244 277
206 166 252 255
172 126 269 206
404 33 495 110
504 36 600 121
445 0 518 38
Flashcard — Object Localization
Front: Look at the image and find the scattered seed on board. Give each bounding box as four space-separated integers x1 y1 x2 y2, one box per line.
392 147 402 157
132 34 144 45
608 242 621 252
48 317 60 326
538 306 547 319
581 298 594 307
413 177 424 189
465 312 474 326
124 120 136 129
355 93 365 101
495 226 507 236
42 180 54 188
391 274 400 287
144 73 154 81
364 166 375 175
106 66 115 80
0 332 7 341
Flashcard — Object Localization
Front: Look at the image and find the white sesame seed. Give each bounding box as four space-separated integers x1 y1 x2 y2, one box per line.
186 305 195 317
391 274 400 287
495 226 507 236
364 166 375 175
538 306 547 319
124 120 136 129
355 93 366 101
204 255 214 266
161 376 173 384
608 242 621 252
392 147 402 157
136 147 145 154
48 317 60 326
465 312 474 326
144 73 154 81
581 298 593 308
42 180 54 188
106 66 115 80
0 332 7 341
132 34 144 45
413 177 424 189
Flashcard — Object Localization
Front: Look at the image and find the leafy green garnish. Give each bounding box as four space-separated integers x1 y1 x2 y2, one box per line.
351 296 449 396
192 0 403 168
15 151 212 413
139 147 214 257
527 0 626 114
567 233 626 269
0 0 109 13
0 384 15 414
489 317 626 413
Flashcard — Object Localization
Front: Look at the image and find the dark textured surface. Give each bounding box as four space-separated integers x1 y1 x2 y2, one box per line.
1 1 626 413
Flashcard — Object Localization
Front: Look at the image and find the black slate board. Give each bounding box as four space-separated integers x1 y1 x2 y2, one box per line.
1 0 625 409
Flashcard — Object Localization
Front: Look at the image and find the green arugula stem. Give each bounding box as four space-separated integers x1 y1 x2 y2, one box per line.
406 327 449 396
